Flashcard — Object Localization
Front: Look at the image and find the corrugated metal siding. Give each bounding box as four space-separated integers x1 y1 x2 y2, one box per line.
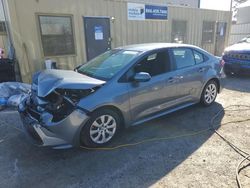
229 23 250 44
5 0 231 82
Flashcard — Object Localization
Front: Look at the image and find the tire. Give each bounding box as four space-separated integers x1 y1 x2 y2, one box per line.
200 80 218 106
80 108 121 147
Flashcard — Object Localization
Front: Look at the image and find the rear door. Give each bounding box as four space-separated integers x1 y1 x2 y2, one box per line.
84 17 111 60
169 48 207 103
127 49 177 123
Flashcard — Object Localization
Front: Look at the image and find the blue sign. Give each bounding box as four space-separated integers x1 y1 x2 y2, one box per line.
145 5 168 20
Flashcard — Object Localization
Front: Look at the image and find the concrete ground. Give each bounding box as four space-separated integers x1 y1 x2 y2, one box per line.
0 77 250 188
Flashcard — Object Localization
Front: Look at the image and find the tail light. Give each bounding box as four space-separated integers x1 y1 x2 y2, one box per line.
220 59 225 67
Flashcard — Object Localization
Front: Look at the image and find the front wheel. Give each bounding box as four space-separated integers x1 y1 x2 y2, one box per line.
200 80 218 106
80 109 121 147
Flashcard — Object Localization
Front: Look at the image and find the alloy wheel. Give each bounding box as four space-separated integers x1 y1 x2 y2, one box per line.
204 83 217 104
89 115 117 144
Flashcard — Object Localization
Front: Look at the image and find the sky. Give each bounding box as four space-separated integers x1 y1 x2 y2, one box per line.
200 0 232 11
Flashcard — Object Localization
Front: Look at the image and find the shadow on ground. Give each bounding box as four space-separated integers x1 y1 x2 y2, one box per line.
0 103 224 188
224 76 250 93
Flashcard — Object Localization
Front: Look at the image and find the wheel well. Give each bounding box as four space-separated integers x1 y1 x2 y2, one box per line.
209 78 220 93
91 105 125 128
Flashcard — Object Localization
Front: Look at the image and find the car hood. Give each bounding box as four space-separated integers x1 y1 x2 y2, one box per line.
225 42 250 53
33 69 106 97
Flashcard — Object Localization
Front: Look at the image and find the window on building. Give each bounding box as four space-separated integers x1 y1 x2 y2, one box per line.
171 48 195 69
202 21 215 44
0 22 6 34
171 20 187 43
38 15 75 56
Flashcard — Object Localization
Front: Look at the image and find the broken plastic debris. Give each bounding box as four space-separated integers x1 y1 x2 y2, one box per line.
7 94 28 107
0 82 31 109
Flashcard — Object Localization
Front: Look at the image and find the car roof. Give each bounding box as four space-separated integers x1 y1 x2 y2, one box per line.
116 43 199 52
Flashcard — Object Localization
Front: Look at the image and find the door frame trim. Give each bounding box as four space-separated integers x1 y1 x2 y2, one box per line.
84 16 111 19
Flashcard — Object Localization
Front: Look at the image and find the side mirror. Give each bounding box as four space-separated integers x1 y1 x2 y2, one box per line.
133 72 151 82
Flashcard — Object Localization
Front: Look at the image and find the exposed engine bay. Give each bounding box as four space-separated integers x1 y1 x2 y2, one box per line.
25 69 105 123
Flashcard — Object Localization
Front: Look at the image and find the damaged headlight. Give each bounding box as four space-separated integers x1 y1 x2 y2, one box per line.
43 88 97 122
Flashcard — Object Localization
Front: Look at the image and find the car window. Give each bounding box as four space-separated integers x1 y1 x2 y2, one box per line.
172 48 195 69
193 50 204 64
77 50 140 80
134 51 171 77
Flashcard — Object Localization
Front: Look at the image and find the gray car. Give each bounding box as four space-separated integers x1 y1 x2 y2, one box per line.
19 43 225 149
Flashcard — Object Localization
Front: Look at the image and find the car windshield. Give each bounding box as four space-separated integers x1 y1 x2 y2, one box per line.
238 36 250 43
77 50 140 80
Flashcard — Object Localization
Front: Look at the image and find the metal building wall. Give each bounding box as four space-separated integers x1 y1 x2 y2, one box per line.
3 0 231 83
119 0 199 8
230 23 250 44
169 7 231 53
229 6 250 45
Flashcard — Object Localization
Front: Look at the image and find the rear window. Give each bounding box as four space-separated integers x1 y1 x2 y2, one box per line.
193 50 204 64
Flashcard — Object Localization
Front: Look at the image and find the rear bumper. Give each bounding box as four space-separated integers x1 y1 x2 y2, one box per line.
223 56 250 75
18 99 90 148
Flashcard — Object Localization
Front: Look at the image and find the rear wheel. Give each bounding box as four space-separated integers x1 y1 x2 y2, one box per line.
200 80 218 106
80 109 121 147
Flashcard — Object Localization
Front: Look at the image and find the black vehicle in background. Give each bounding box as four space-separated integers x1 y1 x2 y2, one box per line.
222 36 250 76
0 58 16 83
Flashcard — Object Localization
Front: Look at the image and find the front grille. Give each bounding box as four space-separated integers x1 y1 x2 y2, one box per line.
226 53 250 61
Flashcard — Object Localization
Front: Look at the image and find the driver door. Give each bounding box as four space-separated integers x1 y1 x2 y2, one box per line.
127 49 177 124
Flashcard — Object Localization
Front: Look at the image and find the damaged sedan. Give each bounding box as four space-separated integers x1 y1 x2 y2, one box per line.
19 43 224 149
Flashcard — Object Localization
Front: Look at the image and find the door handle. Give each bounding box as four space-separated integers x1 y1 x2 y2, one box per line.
168 77 175 83
198 67 206 73
168 76 182 83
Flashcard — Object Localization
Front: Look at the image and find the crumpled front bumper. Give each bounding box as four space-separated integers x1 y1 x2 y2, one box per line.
18 99 90 149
